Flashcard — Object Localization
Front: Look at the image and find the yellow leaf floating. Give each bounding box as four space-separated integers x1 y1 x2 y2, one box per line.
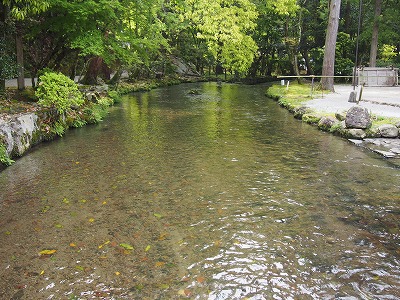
155 261 165 267
98 240 110 249
115 271 120 276
88 218 95 223
145 245 151 252
119 243 134 250
153 213 162 218
39 249 57 256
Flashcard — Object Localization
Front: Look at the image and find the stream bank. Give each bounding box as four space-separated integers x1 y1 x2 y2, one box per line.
266 83 400 161
0 76 202 170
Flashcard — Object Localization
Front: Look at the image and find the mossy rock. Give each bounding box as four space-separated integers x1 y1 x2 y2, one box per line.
318 116 339 132
302 113 322 124
293 106 312 119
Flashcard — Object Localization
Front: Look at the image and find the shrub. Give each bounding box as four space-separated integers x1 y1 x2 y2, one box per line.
36 72 84 115
0 143 14 166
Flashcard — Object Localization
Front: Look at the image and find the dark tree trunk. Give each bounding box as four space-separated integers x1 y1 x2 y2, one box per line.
322 0 341 92
81 56 111 85
16 24 25 90
302 50 313 75
369 0 382 67
0 2 7 91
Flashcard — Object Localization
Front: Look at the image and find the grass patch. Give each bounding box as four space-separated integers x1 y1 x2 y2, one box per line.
266 82 331 112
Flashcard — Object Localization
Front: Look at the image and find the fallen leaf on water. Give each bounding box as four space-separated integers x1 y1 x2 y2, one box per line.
40 270 45 275
119 243 134 250
155 261 165 267
153 213 162 218
214 240 222 247
39 249 57 256
69 243 76 247
115 271 120 276
54 224 63 228
75 161 80 164
158 233 168 241
159 283 169 289
180 276 190 282
98 240 110 249
102 201 107 205
88 218 95 223
62 198 70 204
178 289 192 297
75 265 84 271
41 205 50 213
145 245 151 252
5 231 11 235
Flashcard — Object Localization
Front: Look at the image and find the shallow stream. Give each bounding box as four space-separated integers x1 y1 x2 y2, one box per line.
1 82 399 299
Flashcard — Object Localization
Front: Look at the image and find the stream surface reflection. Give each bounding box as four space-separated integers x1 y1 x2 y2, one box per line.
1 82 399 299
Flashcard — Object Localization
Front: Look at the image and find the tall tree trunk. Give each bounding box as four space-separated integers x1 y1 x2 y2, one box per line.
15 24 25 90
321 0 341 92
81 56 111 85
369 0 382 67
0 2 7 91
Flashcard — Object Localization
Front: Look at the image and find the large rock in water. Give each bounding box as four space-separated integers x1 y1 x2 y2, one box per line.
345 106 372 129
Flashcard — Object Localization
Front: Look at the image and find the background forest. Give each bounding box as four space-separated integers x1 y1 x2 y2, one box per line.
1 0 400 91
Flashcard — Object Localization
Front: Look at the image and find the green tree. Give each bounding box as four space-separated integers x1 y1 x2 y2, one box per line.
184 0 258 75
1 0 50 90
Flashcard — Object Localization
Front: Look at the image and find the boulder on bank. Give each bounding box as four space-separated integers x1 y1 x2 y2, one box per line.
345 106 372 129
378 124 399 138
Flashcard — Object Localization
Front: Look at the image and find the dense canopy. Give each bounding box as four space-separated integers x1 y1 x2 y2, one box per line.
1 0 400 88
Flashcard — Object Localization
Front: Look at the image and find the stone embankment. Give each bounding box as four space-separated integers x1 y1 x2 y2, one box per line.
267 84 400 159
0 112 42 159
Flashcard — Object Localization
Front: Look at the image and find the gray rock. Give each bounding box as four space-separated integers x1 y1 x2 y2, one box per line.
348 139 364 145
378 124 399 138
335 111 346 121
346 128 366 139
348 91 357 103
293 106 310 119
373 149 396 158
390 148 400 154
318 116 338 131
0 113 40 157
345 106 372 129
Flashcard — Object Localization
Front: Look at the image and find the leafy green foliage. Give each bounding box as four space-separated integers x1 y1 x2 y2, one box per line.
0 143 14 166
184 0 258 74
35 72 84 115
3 0 50 20
0 39 18 81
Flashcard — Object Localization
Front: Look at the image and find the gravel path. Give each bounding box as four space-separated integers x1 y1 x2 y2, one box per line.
305 85 400 118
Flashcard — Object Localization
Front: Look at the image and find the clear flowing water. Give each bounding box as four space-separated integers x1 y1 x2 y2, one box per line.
0 82 399 300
